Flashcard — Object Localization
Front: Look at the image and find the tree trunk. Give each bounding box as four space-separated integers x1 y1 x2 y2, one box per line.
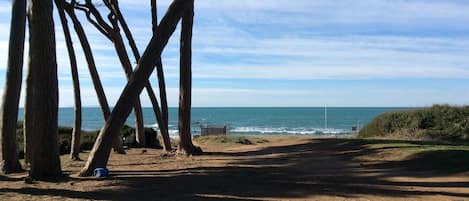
177 0 201 155
55 0 82 161
81 1 146 147
151 0 158 34
80 0 191 176
111 0 172 150
0 0 26 174
25 0 62 179
64 4 125 154
151 0 172 151
109 31 146 147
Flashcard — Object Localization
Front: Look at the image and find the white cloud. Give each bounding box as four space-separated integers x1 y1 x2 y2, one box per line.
2 83 469 108
187 34 469 80
169 87 469 107
0 40 8 67
1 0 469 107
188 0 469 27
0 2 9 14
192 64 469 80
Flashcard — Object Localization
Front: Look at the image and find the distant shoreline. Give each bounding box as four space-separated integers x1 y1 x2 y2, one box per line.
20 106 421 109
16 107 406 134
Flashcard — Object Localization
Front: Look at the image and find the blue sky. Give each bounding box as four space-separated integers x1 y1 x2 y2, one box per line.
1 0 469 107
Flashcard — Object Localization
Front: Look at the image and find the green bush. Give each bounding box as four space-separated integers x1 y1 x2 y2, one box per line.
14 122 162 158
121 125 162 148
80 131 99 150
359 105 469 141
15 122 99 158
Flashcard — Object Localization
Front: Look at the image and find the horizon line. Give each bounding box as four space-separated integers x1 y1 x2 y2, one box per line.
17 106 431 109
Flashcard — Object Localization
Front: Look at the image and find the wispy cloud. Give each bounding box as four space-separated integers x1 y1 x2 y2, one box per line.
192 64 469 80
0 2 9 14
1 0 468 107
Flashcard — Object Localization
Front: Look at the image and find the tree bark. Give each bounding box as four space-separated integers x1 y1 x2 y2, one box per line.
177 0 201 155
110 28 146 147
80 0 191 177
25 0 62 179
151 0 158 34
64 4 125 154
55 0 82 161
151 0 172 151
80 1 146 147
110 0 172 150
0 0 26 174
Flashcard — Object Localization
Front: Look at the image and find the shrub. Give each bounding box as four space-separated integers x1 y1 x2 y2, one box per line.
14 122 161 158
359 105 469 141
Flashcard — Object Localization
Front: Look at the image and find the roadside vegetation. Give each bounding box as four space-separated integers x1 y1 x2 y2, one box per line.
359 105 469 141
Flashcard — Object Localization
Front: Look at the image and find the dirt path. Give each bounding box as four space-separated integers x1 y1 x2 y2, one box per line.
1 136 469 201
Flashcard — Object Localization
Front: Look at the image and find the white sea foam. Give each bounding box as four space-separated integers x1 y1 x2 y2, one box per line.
230 127 351 135
148 122 352 136
146 123 159 128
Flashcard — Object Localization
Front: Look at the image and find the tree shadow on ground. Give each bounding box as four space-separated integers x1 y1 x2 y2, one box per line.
0 175 23 182
2 138 469 200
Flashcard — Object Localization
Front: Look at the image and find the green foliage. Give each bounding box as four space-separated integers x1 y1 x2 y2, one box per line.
120 124 135 138
80 130 99 150
359 105 469 141
15 121 99 158
120 125 161 148
14 122 163 158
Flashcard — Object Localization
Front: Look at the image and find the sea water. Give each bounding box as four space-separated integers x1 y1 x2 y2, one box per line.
17 107 410 137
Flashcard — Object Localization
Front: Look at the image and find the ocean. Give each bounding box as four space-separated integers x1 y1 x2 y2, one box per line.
17 107 410 137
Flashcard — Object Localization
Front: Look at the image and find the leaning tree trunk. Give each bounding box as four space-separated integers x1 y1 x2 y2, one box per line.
80 0 191 176
177 0 201 155
0 0 26 174
151 0 172 151
79 1 146 147
104 5 146 146
111 0 172 150
85 0 171 149
55 0 82 161
25 0 61 179
64 3 125 154
151 0 169 131
109 32 146 147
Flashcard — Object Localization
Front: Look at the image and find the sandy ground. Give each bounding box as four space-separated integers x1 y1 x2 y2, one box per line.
1 136 469 201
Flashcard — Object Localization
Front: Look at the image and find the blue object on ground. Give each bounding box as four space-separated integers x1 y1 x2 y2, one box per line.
94 168 109 178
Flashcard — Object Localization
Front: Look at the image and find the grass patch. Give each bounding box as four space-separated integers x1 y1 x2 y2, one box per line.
354 139 469 173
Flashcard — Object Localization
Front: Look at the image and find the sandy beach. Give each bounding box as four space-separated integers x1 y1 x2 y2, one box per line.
1 135 469 201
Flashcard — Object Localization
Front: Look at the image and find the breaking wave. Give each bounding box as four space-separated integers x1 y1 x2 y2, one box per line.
230 127 352 135
148 124 353 137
